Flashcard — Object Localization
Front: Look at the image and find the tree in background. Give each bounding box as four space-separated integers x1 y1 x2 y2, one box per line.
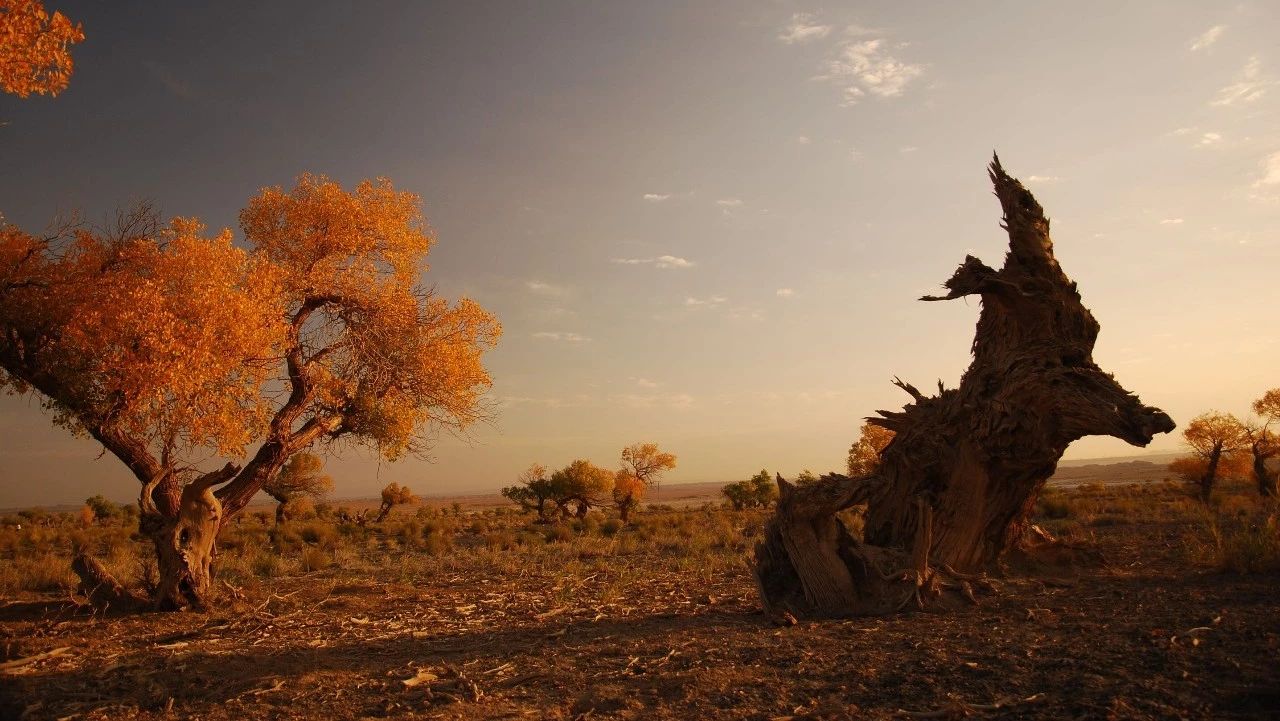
261 452 333 524
1180 412 1249 502
612 470 645 522
795 470 820 487
549 459 614 519
722 469 778 510
0 0 84 98
376 482 418 522
847 423 895 477
501 463 555 521
84 494 120 523
0 176 499 610
1247 389 1280 497
615 442 677 521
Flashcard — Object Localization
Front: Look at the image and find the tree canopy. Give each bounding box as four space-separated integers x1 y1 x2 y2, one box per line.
0 0 84 98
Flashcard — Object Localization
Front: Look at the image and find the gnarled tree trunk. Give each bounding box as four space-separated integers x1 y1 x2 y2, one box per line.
754 156 1175 619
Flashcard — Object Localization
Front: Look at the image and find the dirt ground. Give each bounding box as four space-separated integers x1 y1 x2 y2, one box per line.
2 509 1278 720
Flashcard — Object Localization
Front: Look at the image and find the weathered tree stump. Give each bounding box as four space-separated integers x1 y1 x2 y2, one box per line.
754 155 1175 619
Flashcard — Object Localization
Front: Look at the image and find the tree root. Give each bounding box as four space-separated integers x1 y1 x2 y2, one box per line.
70 552 150 613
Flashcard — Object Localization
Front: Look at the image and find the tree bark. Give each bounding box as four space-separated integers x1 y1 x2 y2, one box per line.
1251 438 1277 497
1199 443 1223 503
753 156 1175 619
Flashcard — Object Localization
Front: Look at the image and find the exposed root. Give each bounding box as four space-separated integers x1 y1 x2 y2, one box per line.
70 552 150 613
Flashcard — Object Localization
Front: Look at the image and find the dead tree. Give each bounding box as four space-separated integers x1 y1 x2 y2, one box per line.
754 156 1175 618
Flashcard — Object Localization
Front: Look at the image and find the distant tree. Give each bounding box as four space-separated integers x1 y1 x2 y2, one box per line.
549 459 614 519
722 469 778 510
376 482 418 522
261 452 333 524
615 443 676 521
77 504 95 528
795 469 819 487
612 470 646 522
1248 389 1280 497
620 443 677 486
847 423 895 477
501 463 556 521
0 0 85 98
748 469 778 508
1180 411 1250 502
84 494 119 523
722 480 753 511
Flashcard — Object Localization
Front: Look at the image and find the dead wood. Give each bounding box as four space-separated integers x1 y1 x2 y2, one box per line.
754 155 1174 618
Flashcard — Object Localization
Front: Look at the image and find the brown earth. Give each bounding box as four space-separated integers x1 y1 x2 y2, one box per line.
2 482 1277 721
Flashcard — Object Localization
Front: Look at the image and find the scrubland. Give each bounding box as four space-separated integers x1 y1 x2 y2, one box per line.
1 478 1277 720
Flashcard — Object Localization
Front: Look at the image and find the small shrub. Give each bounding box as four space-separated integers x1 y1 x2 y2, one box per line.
299 547 330 573
599 518 623 537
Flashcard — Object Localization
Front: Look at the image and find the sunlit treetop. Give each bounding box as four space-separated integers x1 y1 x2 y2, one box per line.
0 0 84 98
0 175 500 480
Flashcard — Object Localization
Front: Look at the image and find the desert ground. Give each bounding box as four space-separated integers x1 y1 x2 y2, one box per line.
1 463 1277 721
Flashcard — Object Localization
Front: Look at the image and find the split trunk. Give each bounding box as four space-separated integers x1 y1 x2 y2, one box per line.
754 156 1175 619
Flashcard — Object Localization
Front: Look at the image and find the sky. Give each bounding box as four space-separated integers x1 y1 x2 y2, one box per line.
1 1 1278 508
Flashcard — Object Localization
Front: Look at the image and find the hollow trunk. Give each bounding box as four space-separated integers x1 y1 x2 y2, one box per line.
753 156 1175 619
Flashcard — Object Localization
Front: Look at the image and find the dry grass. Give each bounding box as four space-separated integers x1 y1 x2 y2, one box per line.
2 482 1279 720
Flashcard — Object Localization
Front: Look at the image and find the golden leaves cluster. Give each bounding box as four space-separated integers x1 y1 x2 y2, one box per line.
0 174 500 466
0 0 84 98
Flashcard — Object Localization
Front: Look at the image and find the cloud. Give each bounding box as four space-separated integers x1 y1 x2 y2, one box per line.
142 61 196 100
1253 151 1280 187
1159 218 1184 225
1026 175 1060 183
1169 126 1196 136
532 331 589 342
612 255 694 269
716 198 743 208
611 393 694 410
643 193 672 202
685 295 727 307
899 146 918 153
1211 56 1271 106
778 13 831 44
822 38 924 105
776 288 795 298
1196 132 1222 147
632 377 660 389
796 135 811 145
848 147 862 161
526 280 568 297
1189 25 1226 52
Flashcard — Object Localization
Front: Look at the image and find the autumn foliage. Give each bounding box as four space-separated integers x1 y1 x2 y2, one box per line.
0 0 84 98
846 422 895 477
0 175 499 609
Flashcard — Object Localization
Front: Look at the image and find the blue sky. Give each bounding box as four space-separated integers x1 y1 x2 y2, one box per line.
2 1 1278 507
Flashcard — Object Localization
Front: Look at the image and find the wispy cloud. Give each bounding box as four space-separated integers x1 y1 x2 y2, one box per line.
532 331 589 342
1196 132 1222 147
643 193 671 202
142 61 196 100
776 288 795 298
1160 218 1185 225
1189 25 1226 52
526 280 568 297
632 377 660 389
822 38 924 106
716 198 743 208
611 393 694 410
612 255 694 269
1026 175 1061 184
1253 151 1280 187
685 295 727 307
1211 56 1271 106
778 13 831 44
796 135 811 145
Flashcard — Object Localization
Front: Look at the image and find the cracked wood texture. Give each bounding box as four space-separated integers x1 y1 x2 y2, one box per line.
754 156 1176 618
